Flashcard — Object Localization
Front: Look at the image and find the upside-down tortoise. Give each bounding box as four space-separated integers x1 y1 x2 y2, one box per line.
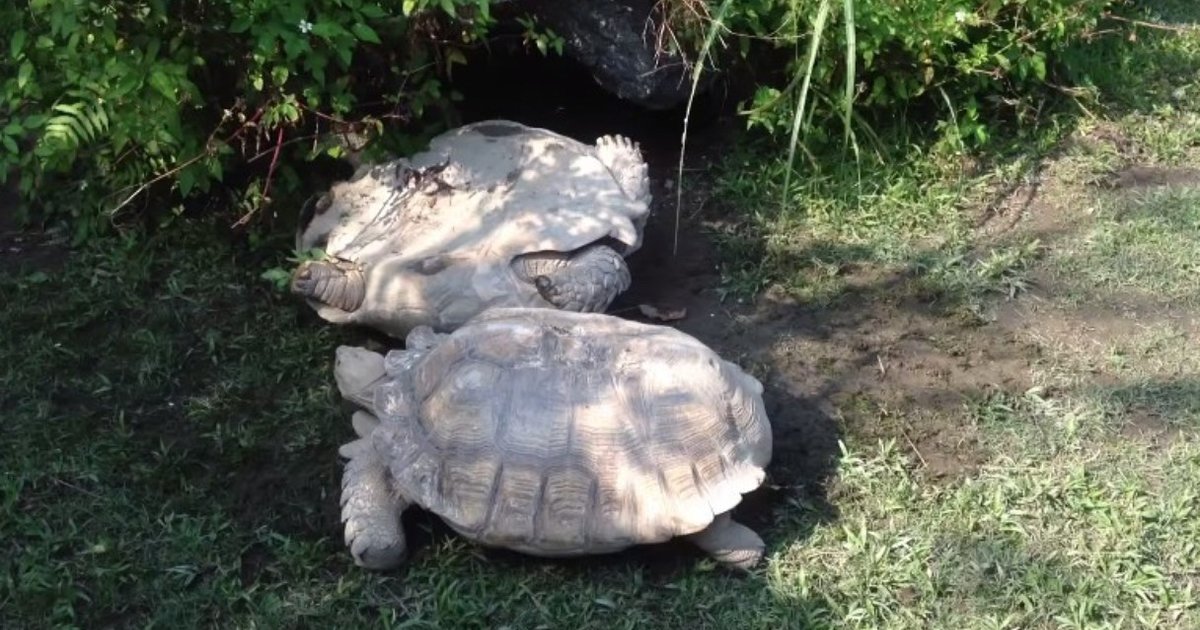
333 308 773 571
291 120 652 339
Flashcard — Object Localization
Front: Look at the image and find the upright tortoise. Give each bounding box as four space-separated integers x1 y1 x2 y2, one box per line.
291 120 652 339
334 308 773 571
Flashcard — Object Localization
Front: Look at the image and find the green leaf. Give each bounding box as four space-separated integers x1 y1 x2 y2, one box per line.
1 136 18 154
89 106 109 134
10 30 26 58
22 114 46 130
149 70 177 100
1031 55 1047 81
17 61 33 90
208 158 224 182
402 0 418 15
311 21 343 39
229 15 253 33
282 33 308 60
351 23 381 44
271 66 290 86
178 168 196 197
359 4 386 18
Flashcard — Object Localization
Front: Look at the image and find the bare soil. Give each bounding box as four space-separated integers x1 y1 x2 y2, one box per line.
0 183 67 275
613 120 1200 493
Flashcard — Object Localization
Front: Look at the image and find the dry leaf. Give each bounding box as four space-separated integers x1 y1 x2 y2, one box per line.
638 303 687 322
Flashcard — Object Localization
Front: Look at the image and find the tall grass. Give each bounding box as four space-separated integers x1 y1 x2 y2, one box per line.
673 0 859 252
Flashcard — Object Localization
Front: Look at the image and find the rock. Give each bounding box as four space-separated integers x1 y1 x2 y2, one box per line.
497 0 716 110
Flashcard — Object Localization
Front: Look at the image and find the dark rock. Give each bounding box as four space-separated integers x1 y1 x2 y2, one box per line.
497 0 716 110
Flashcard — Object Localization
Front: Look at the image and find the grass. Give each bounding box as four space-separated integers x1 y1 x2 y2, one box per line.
5 1 1200 628
1053 186 1200 306
4 231 1200 628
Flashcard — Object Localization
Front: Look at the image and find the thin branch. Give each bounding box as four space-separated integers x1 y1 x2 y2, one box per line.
261 126 285 201
1103 12 1199 33
106 107 263 216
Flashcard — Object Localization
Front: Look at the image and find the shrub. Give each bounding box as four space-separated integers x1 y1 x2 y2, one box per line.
0 0 499 241
3 0 1124 242
668 0 1120 147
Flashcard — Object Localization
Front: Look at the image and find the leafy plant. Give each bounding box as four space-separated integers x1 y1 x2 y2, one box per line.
0 0 499 241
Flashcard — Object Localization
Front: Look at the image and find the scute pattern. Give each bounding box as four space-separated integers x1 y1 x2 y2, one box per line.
366 308 772 554
534 466 594 552
419 359 505 450
436 455 500 534
495 367 576 457
484 464 545 545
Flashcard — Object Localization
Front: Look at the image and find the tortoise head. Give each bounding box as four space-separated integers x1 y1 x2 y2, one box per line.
334 346 386 412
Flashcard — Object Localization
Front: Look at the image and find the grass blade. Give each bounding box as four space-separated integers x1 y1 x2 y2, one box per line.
674 0 733 256
841 0 857 151
781 0 832 214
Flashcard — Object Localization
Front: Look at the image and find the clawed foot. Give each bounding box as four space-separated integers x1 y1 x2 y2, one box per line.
291 260 366 312
340 451 410 571
595 134 651 203
530 245 631 312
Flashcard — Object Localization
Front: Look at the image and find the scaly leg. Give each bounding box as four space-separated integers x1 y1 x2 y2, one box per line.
339 412 409 570
291 260 366 312
685 512 766 571
513 244 631 312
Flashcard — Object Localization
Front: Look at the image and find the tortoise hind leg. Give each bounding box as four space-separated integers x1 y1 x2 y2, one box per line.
513 244 631 313
685 512 766 572
291 260 366 312
595 134 650 204
340 413 410 570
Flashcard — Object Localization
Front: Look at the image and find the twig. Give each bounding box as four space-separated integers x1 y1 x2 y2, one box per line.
900 428 928 469
106 151 211 215
245 133 327 163
51 476 103 500
232 126 285 228
1103 13 1198 33
107 106 264 216
261 126 285 201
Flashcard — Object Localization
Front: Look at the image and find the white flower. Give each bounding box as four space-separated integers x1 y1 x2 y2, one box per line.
298 20 314 34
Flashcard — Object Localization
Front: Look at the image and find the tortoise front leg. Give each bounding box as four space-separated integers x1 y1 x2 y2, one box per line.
291 259 367 312
340 412 409 570
685 512 766 571
513 244 631 313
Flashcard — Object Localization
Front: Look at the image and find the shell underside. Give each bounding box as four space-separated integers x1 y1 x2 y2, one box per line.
313 122 649 266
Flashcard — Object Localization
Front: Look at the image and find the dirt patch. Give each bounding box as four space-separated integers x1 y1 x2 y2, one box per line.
1118 410 1185 449
0 183 69 275
615 114 1200 486
1102 164 1200 190
613 167 1038 484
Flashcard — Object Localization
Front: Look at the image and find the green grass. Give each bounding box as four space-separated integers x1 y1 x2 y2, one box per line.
1052 187 1200 306
704 0 1200 309
5 1 1200 628
4 231 1200 628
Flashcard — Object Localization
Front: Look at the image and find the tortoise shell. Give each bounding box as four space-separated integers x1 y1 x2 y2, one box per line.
298 120 650 268
367 308 772 556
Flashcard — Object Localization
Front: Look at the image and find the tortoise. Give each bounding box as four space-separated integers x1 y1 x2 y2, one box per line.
291 120 652 339
332 308 773 571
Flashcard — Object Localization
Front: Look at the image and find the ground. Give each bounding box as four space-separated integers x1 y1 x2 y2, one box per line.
3 3 1200 629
